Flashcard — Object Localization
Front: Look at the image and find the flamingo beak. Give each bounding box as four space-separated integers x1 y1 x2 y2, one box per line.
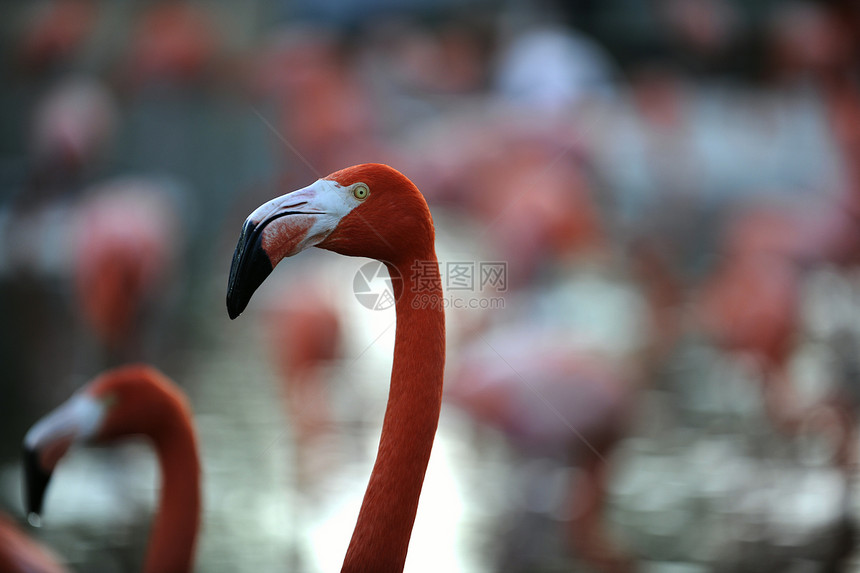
227 182 344 319
23 447 52 520
226 217 274 320
22 394 106 520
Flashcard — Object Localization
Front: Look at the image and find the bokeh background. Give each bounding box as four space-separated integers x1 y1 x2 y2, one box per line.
1 0 860 571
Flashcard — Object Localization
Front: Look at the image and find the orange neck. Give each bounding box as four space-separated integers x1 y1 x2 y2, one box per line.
143 402 201 573
341 253 446 573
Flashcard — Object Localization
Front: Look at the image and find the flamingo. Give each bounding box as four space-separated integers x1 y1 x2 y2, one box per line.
123 2 217 88
263 282 342 489
227 163 445 572
28 78 117 182
22 364 201 573
249 28 382 176
71 179 180 365
697 205 825 432
17 0 97 72
448 330 634 573
0 513 66 573
698 203 860 469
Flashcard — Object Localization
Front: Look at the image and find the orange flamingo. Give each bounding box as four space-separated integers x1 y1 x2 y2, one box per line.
0 513 66 573
227 163 445 572
22 364 201 573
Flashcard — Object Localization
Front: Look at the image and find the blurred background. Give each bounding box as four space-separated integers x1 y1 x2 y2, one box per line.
1 0 859 571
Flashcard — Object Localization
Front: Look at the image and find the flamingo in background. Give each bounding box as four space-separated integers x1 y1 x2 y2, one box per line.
227 163 445 572
0 513 66 573
263 282 342 488
72 179 181 365
448 331 634 573
698 203 860 470
122 2 217 88
424 130 653 572
22 364 201 573
697 205 827 432
28 77 117 187
16 0 97 73
248 27 383 176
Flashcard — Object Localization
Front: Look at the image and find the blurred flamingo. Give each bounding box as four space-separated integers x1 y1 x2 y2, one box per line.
27 78 117 193
22 364 201 573
0 78 120 457
698 205 820 429
16 0 97 73
439 132 653 572
0 513 66 573
448 329 635 573
227 164 445 572
71 179 181 365
262 281 342 487
445 133 604 289
698 203 860 461
249 28 383 176
123 2 217 88
5 79 118 276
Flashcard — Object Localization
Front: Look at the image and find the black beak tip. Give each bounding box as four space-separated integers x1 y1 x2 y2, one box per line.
23 446 52 519
226 293 245 320
226 219 274 320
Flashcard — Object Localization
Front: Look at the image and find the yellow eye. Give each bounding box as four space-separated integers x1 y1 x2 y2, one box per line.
353 183 369 200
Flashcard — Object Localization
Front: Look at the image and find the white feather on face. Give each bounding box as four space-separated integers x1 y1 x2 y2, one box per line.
249 179 368 262
24 393 107 466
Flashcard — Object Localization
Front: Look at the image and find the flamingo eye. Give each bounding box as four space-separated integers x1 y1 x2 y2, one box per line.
353 183 369 200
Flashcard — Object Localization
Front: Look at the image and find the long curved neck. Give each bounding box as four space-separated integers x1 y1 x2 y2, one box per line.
144 406 201 573
342 249 446 573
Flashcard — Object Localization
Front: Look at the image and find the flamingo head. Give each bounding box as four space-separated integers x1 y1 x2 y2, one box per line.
227 163 434 318
22 365 188 520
